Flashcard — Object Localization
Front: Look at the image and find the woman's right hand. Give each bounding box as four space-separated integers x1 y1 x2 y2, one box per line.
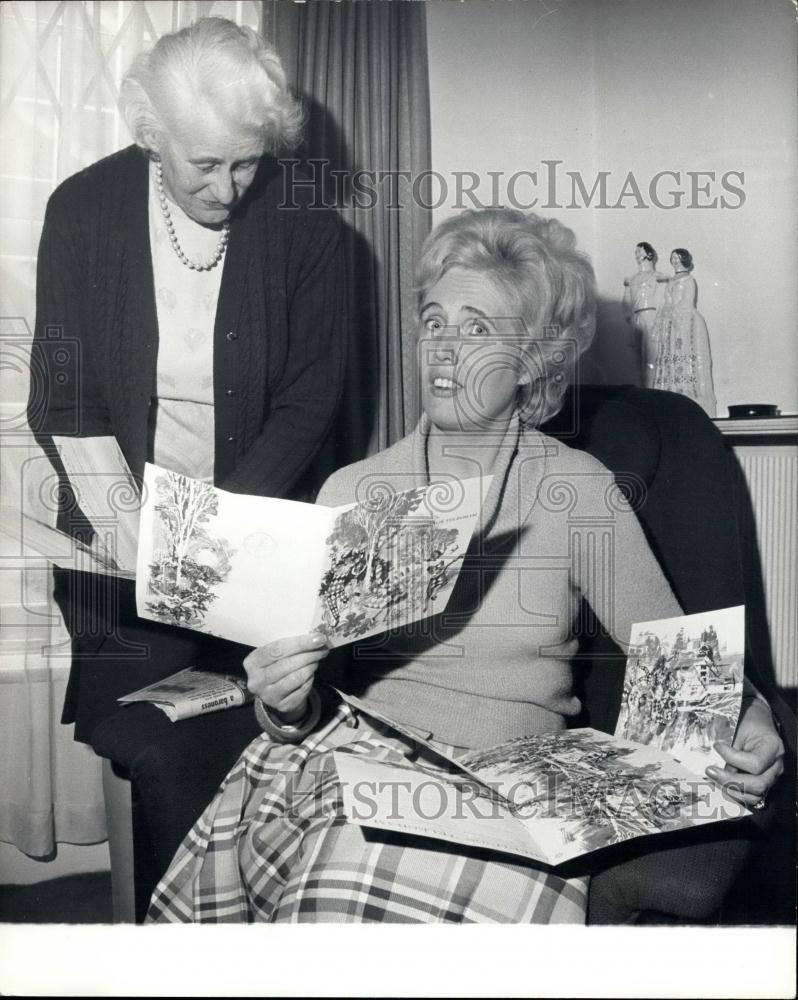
243 632 329 724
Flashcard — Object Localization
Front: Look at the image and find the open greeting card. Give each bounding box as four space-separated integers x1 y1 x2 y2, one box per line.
135 463 487 647
2 438 488 649
334 606 748 866
0 436 139 579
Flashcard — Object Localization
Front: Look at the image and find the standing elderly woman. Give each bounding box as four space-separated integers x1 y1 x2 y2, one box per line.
148 209 782 924
28 18 345 844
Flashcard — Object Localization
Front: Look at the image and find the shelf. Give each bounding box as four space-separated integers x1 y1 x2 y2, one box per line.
713 415 798 439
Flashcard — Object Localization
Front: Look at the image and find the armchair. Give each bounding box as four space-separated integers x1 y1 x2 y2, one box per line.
91 384 795 923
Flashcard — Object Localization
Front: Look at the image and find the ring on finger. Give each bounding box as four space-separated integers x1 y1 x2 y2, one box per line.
751 797 767 811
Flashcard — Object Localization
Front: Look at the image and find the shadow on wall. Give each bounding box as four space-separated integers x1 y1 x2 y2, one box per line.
580 294 644 389
287 95 381 497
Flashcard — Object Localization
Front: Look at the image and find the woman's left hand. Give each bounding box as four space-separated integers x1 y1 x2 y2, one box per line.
706 697 784 810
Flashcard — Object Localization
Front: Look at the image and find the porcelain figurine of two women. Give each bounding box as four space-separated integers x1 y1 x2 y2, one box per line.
624 243 716 417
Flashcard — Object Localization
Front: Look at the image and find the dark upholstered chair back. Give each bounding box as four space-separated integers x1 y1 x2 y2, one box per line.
542 384 772 735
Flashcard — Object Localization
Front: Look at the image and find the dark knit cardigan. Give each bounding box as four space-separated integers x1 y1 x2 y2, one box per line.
29 144 346 500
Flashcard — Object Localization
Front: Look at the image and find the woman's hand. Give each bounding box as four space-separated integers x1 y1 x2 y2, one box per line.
243 632 329 724
706 697 784 810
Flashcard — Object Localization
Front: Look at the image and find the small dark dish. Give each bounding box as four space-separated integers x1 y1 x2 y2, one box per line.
727 404 781 419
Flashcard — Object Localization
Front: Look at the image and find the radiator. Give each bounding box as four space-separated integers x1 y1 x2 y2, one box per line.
720 418 798 690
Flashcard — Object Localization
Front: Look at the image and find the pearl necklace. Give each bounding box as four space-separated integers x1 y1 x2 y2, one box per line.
155 160 229 271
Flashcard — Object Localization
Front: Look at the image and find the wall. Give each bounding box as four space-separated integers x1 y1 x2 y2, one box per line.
426 0 798 414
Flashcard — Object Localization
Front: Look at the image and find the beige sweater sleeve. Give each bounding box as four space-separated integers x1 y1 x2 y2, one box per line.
569 464 683 652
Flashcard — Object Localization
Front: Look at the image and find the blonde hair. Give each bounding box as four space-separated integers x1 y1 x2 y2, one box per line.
416 208 596 426
120 17 304 155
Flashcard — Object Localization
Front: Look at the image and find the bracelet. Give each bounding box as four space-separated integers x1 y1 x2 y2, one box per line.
254 687 322 744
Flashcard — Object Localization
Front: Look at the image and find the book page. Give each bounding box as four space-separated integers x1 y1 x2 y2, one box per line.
314 475 489 646
136 464 333 646
614 605 745 774
118 667 251 721
52 435 140 572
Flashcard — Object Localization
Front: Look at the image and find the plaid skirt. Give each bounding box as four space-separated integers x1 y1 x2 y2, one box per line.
147 701 589 923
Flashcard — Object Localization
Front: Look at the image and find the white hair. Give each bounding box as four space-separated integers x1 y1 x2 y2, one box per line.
120 17 304 155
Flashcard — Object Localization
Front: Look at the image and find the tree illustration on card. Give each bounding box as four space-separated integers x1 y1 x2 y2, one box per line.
145 471 235 629
318 486 464 640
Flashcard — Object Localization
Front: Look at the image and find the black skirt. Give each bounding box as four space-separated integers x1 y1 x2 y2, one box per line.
54 568 252 744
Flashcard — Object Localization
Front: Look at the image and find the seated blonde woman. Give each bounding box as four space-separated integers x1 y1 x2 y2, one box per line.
148 209 783 924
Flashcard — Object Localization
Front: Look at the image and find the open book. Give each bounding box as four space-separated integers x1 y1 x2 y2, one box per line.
334 606 748 866
2 436 488 648
118 667 253 722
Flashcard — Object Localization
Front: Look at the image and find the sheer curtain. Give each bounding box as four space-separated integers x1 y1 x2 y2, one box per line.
0 0 260 857
263 0 432 464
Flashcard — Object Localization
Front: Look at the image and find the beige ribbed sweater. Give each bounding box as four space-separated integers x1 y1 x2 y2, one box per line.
317 413 683 749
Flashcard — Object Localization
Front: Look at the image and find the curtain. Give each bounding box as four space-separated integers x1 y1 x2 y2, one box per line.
0 0 260 857
262 0 432 464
